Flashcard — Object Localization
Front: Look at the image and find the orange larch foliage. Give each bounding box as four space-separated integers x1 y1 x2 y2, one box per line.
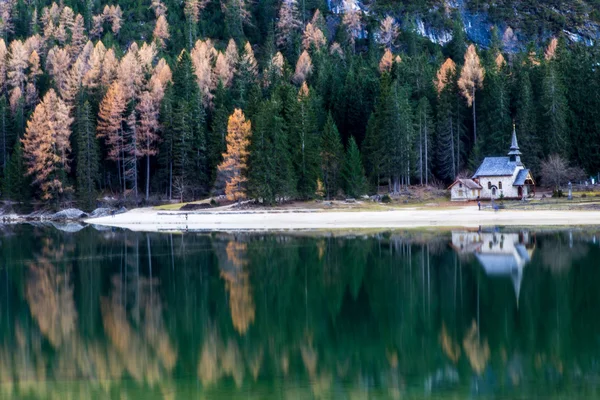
302 23 327 51
293 50 313 84
153 15 170 48
100 48 119 88
545 37 558 61
7 40 28 92
217 109 251 201
495 53 506 69
378 48 393 74
378 15 398 49
97 82 126 163
117 44 144 101
342 0 362 46
434 58 457 94
83 41 106 89
21 89 74 200
0 39 7 89
191 39 215 105
458 44 484 107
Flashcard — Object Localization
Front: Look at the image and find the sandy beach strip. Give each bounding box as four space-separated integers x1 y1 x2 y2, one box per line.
85 206 600 232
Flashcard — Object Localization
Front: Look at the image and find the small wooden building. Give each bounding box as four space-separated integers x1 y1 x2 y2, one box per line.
448 179 482 202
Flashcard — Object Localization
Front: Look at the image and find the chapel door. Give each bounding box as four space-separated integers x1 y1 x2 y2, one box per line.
518 186 523 199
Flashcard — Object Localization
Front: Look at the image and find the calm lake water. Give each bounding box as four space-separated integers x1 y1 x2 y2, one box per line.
1 225 600 399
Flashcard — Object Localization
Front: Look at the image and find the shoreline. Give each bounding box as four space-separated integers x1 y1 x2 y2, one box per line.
84 206 600 232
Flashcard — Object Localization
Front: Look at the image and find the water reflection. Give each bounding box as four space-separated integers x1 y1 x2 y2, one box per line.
0 225 599 398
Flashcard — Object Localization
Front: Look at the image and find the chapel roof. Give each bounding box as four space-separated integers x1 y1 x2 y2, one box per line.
513 169 532 186
473 157 519 177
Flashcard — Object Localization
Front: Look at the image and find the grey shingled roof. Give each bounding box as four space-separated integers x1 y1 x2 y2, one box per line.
449 178 482 190
472 157 518 177
513 169 531 186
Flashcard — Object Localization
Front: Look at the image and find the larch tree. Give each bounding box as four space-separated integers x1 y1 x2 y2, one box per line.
378 16 398 49
458 44 484 143
293 50 312 85
302 23 326 51
153 15 170 48
217 108 251 201
136 91 160 200
434 58 460 180
191 40 215 106
97 82 127 192
0 39 7 90
117 45 144 102
7 40 27 99
342 0 362 51
379 48 393 74
21 89 73 202
276 0 302 53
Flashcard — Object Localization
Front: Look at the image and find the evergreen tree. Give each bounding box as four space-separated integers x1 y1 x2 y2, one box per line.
0 96 10 173
76 101 100 210
515 70 541 172
320 113 343 200
291 84 320 199
540 62 568 156
342 136 367 198
416 97 434 185
2 140 29 200
248 99 295 204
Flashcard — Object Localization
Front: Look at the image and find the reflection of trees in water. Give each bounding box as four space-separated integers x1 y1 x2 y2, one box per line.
217 240 256 335
25 238 77 348
3 228 600 397
101 274 177 386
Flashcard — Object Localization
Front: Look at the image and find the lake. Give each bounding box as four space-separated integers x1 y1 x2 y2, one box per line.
1 224 600 399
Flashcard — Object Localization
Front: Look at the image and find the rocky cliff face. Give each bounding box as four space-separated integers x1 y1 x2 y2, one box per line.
329 0 600 49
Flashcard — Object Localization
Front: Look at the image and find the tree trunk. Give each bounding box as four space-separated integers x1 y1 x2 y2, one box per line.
146 154 150 201
472 87 477 143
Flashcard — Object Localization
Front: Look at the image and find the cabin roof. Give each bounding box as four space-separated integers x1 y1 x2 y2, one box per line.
513 169 533 186
448 178 482 190
472 157 519 177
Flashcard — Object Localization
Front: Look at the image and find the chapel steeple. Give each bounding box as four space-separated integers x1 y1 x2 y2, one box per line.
508 124 522 165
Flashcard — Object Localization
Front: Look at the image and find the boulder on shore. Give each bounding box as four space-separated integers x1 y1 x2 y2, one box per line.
50 208 88 220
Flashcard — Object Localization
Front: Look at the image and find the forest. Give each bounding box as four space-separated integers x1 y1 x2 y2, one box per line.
0 0 599 208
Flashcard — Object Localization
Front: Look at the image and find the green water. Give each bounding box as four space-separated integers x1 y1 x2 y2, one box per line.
1 225 600 399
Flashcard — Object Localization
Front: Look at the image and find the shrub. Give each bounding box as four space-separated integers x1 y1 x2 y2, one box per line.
552 189 564 198
381 194 392 203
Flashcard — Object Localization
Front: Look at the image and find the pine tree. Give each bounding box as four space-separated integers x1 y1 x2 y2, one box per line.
0 96 9 172
320 113 343 200
541 62 568 156
416 97 433 185
291 83 320 199
248 99 295 204
342 136 366 198
76 101 99 210
515 70 541 172
2 140 29 200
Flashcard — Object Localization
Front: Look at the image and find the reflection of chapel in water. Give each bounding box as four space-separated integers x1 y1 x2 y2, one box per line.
451 230 536 303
